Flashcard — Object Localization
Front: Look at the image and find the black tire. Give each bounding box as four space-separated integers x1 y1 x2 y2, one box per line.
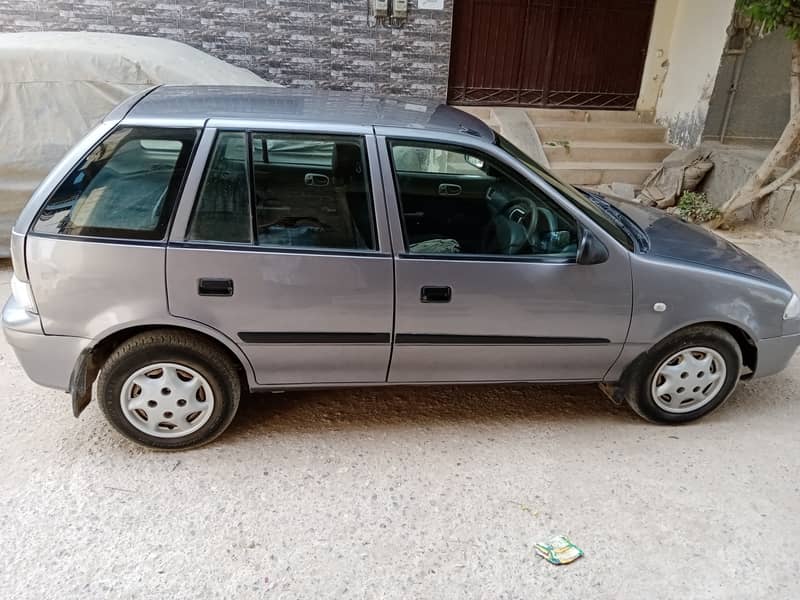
97 329 241 449
619 325 742 424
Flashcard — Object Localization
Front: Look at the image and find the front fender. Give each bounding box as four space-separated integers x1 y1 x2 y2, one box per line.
628 255 789 344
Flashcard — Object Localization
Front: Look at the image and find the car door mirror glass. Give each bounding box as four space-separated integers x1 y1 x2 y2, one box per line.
576 228 609 265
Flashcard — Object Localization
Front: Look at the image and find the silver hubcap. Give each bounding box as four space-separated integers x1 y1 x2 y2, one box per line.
651 347 727 413
120 363 214 438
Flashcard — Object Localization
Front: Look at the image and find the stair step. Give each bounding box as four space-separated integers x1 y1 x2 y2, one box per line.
528 108 655 123
543 141 674 163
550 161 660 185
537 121 666 143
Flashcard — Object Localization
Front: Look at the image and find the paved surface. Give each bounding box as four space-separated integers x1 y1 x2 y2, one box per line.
1 228 799 600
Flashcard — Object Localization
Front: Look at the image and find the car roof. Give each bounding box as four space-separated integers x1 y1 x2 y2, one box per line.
125 85 496 141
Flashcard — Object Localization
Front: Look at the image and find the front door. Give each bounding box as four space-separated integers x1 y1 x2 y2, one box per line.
378 133 632 383
167 127 394 385
447 0 657 108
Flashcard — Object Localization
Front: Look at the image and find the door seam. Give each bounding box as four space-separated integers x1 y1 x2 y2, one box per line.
373 128 398 383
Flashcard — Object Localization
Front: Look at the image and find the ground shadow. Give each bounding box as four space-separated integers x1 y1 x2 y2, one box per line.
224 382 639 440
222 366 798 441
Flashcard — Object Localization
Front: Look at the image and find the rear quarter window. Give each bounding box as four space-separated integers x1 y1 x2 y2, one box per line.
33 127 198 240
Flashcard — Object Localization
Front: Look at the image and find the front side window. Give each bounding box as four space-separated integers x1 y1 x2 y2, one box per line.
34 127 198 240
389 140 578 258
188 132 376 251
496 134 634 251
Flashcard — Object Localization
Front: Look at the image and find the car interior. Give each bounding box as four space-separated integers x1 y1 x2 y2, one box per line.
190 134 579 258
390 141 579 258
189 132 375 250
36 128 194 239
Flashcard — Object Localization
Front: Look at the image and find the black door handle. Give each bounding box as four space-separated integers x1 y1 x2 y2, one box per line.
421 286 452 303
198 278 234 297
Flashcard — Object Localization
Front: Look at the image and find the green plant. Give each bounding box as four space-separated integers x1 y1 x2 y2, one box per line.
737 0 800 39
677 191 721 224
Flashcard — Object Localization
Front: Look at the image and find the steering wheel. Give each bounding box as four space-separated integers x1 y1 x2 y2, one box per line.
497 197 539 240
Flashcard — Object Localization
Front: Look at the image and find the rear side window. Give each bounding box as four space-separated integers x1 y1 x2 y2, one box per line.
188 132 252 244
188 131 376 251
34 127 198 240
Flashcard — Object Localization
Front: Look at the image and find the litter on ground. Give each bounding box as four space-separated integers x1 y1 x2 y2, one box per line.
534 535 584 565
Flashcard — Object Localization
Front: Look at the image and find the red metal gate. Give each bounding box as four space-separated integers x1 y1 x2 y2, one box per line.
447 0 656 109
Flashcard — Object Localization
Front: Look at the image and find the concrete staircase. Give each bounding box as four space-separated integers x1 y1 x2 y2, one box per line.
461 106 674 187
534 108 672 185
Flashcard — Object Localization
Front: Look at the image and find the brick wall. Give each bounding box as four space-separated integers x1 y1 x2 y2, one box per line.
0 0 455 98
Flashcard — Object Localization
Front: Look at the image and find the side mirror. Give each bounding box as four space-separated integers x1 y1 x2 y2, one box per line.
576 228 609 265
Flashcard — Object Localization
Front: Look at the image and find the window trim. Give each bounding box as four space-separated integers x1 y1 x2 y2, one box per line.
31 125 200 243
183 128 382 254
170 240 389 259
396 251 576 264
385 138 580 263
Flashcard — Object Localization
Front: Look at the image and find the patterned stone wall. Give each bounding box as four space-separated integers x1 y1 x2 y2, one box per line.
0 0 455 98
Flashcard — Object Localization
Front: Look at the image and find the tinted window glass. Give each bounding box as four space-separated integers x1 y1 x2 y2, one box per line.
252 133 375 250
187 132 252 244
392 145 485 175
389 140 578 258
496 134 634 251
255 137 335 167
35 127 197 240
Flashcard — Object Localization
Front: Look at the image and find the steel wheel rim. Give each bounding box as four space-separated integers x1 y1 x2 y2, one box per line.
650 347 727 414
120 362 215 438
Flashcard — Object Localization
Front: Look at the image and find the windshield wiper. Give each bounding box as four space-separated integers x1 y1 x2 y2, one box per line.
582 190 649 252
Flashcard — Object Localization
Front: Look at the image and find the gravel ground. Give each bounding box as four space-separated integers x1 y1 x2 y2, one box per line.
1 228 798 600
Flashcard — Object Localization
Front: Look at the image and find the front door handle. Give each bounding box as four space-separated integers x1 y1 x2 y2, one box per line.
198 278 234 297
420 286 452 303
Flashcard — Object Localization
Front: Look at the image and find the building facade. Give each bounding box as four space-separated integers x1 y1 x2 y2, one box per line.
0 0 455 98
0 0 791 148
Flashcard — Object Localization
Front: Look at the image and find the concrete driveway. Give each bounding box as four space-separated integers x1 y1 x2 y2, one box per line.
1 228 798 599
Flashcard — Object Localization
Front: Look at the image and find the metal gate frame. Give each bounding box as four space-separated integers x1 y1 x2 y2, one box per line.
447 0 657 110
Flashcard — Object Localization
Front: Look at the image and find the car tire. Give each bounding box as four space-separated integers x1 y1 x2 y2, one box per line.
97 329 241 449
620 325 742 424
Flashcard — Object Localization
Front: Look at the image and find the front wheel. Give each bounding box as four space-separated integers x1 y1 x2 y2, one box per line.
621 325 742 424
97 330 241 449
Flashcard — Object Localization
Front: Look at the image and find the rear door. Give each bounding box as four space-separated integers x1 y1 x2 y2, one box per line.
166 124 394 386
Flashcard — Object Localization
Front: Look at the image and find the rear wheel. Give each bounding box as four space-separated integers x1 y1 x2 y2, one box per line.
97 330 241 449
621 325 742 424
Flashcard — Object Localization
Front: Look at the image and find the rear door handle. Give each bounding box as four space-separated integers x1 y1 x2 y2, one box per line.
198 278 234 297
420 286 452 303
438 183 461 196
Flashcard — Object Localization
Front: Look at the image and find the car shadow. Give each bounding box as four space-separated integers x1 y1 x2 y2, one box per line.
221 357 800 441
223 382 639 439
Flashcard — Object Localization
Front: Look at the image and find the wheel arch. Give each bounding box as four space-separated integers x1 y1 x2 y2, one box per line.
655 320 757 377
710 321 757 377
605 319 758 387
71 321 256 417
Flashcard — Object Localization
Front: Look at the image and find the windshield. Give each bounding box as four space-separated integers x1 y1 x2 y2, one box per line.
496 134 635 251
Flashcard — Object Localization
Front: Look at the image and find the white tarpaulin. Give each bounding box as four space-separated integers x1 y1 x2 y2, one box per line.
0 32 277 255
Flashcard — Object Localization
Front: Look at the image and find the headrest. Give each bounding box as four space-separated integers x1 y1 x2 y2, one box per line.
332 143 362 183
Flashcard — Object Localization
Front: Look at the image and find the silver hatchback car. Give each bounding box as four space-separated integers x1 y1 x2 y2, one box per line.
4 86 800 449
